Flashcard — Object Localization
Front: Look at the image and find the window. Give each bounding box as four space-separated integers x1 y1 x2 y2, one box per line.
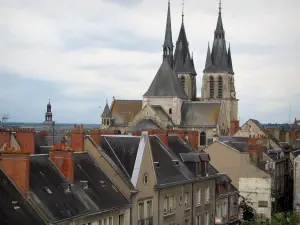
103 219 107 225
196 189 201 205
147 200 153 217
180 76 185 89
164 196 168 214
164 195 175 214
119 214 124 225
143 173 148 185
200 132 206 146
185 217 190 225
222 203 227 216
109 217 113 225
169 108 172 115
209 76 214 98
139 202 144 219
258 201 268 208
217 205 221 217
218 76 223 98
196 215 201 225
179 195 183 205
205 187 210 203
184 192 189 208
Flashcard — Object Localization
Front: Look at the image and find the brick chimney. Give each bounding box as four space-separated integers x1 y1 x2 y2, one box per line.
89 129 119 146
0 131 11 150
15 128 36 154
230 120 240 136
71 124 84 152
248 136 264 164
187 131 199 150
0 152 30 197
49 150 74 184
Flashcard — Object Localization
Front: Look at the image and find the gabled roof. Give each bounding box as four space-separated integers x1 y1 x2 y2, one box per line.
29 153 130 223
144 59 188 99
132 119 161 132
110 99 142 126
219 136 249 152
180 102 221 127
0 170 45 225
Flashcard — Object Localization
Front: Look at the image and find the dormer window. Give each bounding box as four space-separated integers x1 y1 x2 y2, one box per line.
80 180 89 190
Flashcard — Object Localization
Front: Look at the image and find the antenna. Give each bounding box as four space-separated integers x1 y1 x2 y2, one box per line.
182 0 185 20
1 114 9 123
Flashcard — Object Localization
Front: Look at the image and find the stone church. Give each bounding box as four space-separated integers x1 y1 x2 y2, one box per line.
101 1 238 146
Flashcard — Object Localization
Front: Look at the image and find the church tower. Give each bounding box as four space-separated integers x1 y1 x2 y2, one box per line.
174 9 197 100
43 99 54 127
101 101 112 128
201 1 238 134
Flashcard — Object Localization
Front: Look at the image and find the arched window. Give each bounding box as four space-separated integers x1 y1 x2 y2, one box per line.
200 132 206 146
169 108 172 115
218 76 223 98
209 76 214 98
180 76 185 89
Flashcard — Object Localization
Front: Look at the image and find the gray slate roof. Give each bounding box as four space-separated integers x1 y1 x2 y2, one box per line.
132 119 160 131
203 9 234 74
180 102 221 127
219 136 249 152
144 59 188 99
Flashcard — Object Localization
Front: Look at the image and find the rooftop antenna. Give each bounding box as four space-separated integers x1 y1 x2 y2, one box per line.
1 114 9 123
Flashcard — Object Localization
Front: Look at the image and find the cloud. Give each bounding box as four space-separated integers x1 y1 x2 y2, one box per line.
0 0 298 124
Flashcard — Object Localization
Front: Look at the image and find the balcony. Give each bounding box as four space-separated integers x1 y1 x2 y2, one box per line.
138 217 153 225
215 215 228 224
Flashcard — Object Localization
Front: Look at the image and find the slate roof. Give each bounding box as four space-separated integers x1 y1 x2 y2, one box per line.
100 135 140 179
101 102 111 118
203 8 234 74
29 153 130 223
110 99 142 127
35 133 71 154
132 119 160 131
0 170 45 225
218 136 249 152
144 59 188 99
180 102 221 127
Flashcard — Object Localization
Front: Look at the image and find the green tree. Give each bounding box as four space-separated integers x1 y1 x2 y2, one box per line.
242 212 300 225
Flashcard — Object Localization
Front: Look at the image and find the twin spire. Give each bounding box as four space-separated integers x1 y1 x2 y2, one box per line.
163 0 196 75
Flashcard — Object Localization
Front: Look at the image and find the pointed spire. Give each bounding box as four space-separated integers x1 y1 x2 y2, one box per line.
163 0 174 67
101 101 111 118
228 43 234 74
204 43 213 72
216 0 224 31
181 0 185 22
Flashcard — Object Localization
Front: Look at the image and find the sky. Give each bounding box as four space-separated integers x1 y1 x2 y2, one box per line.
0 0 299 124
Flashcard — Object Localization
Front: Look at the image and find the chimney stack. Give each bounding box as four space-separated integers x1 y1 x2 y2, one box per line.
0 152 30 197
0 131 11 151
49 150 74 184
230 120 240 136
71 124 84 152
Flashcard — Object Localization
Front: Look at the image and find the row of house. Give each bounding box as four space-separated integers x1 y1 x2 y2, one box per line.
0 126 241 225
204 119 296 220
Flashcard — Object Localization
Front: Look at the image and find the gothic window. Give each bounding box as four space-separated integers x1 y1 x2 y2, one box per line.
209 76 214 98
200 132 206 146
180 76 185 89
218 76 223 98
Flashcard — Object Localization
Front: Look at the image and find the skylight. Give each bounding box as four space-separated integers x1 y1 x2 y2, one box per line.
44 187 52 195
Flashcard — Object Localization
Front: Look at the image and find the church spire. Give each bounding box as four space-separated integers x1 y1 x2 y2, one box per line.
204 43 212 70
163 0 174 68
228 43 234 74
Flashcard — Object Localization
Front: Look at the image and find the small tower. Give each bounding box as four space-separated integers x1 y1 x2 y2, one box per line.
174 3 197 100
101 101 112 128
43 99 53 126
163 0 174 68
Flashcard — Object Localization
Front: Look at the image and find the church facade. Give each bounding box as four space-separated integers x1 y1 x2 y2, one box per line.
102 1 238 147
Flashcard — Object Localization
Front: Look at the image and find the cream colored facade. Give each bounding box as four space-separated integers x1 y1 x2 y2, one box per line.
84 133 217 225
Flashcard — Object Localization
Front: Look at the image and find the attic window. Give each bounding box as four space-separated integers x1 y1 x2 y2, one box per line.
154 162 160 168
12 201 20 210
100 181 106 187
143 173 148 185
172 159 179 166
44 187 52 195
80 180 89 190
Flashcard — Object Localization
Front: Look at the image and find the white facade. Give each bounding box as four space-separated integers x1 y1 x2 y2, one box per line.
239 177 272 220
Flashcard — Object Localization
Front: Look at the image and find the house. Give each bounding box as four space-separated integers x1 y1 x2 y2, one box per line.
204 135 290 219
0 148 131 225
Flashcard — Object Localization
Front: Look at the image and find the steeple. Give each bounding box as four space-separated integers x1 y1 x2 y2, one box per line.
203 0 234 74
101 101 111 118
44 99 53 124
163 0 174 68
204 43 213 70
228 43 234 73
174 10 196 75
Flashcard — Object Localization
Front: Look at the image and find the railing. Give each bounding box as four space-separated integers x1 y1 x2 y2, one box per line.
138 217 153 225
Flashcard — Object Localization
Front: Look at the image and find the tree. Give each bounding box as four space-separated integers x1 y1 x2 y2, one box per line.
242 212 300 225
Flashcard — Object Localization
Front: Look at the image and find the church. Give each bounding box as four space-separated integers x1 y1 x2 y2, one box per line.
101 1 238 147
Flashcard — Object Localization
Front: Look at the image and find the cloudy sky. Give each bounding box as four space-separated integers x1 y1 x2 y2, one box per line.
0 0 299 124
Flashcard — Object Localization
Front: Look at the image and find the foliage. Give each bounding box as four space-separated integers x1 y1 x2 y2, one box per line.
242 212 300 225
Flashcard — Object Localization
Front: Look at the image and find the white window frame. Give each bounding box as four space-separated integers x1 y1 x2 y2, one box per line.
196 188 201 205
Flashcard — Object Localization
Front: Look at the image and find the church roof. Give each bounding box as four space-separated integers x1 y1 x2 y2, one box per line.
180 102 221 127
144 59 188 99
132 119 161 132
101 102 111 118
203 4 234 74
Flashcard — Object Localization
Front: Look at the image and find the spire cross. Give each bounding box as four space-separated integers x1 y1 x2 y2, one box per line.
182 0 185 20
219 0 222 13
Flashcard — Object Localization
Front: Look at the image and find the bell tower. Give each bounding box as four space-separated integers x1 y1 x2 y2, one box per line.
201 1 238 134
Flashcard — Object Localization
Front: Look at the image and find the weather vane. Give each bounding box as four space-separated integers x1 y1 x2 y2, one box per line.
219 0 222 13
182 0 185 19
